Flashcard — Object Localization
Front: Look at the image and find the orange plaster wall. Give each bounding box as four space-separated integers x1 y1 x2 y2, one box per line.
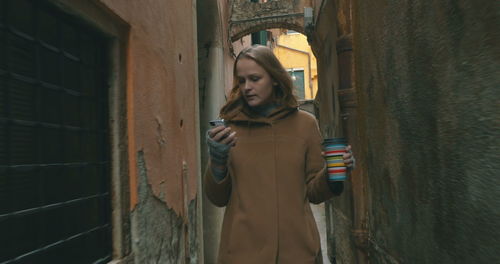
99 0 199 214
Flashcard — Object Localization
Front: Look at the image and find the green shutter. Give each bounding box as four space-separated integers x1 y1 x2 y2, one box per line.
259 31 267 45
252 30 268 45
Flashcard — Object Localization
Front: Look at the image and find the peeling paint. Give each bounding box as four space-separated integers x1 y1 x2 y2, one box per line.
186 198 200 264
131 151 183 263
130 151 200 263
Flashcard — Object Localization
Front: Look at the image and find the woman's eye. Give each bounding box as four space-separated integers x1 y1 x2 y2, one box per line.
238 78 245 84
250 76 260 82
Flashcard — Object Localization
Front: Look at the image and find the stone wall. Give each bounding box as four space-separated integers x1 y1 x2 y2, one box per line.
229 0 306 40
352 0 500 263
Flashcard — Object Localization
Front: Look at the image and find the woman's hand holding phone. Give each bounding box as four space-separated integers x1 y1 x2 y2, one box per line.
209 120 237 146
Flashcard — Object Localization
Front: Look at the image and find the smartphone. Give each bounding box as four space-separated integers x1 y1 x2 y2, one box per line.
209 119 228 139
209 119 226 127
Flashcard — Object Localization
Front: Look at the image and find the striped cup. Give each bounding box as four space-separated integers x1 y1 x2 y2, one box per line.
323 138 347 181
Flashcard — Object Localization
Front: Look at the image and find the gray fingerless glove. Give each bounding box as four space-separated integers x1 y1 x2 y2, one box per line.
206 131 230 182
206 131 231 165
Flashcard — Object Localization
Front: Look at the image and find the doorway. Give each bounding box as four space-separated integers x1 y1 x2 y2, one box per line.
0 0 112 262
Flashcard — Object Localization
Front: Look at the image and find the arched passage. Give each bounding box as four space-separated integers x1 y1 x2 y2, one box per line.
198 1 367 263
228 1 368 263
229 0 308 42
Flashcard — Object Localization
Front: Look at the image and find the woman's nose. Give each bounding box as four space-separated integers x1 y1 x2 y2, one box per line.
243 81 252 91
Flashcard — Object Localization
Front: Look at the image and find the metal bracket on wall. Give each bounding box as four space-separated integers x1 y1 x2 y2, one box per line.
352 229 369 250
338 88 358 108
340 112 350 120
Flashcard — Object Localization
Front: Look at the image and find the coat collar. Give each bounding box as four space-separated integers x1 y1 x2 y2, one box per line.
227 105 298 125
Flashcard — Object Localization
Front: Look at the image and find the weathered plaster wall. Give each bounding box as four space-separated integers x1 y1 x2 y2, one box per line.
352 0 500 263
98 0 201 262
100 0 199 211
129 151 201 263
131 151 184 263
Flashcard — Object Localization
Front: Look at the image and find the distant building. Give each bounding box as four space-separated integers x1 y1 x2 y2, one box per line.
273 30 318 100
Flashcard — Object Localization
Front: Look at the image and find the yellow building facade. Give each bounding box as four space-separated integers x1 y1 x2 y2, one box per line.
273 31 318 100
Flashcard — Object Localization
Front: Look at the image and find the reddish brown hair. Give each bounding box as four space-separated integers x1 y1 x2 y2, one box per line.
220 45 298 119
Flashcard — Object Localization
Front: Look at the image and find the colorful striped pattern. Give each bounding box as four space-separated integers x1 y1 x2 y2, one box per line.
326 156 344 167
325 155 344 159
328 167 347 173
328 175 347 181
326 156 344 160
323 140 347 182
325 150 345 156
324 143 346 148
327 162 345 167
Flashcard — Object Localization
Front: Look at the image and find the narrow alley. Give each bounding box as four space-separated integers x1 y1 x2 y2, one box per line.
0 0 498 263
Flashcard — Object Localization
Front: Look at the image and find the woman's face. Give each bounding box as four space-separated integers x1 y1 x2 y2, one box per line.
236 57 275 108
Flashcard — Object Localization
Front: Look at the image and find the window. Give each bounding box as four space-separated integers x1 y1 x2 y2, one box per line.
288 69 305 99
251 30 269 45
0 0 112 262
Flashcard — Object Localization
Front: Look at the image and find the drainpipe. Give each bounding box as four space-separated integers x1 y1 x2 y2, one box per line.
275 43 314 99
337 33 370 264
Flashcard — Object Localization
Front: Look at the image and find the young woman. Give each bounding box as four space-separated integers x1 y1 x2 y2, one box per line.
205 45 354 264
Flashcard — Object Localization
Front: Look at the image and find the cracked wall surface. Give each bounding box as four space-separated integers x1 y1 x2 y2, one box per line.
310 0 499 263
352 0 500 263
131 151 200 263
97 0 203 262
100 0 199 214
131 151 184 263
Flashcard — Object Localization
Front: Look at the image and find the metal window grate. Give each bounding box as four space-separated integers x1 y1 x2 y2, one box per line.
0 0 112 263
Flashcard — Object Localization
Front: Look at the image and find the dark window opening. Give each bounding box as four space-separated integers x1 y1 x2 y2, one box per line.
251 31 268 46
0 0 112 263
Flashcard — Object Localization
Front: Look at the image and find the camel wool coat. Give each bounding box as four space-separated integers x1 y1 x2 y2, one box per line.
205 106 335 264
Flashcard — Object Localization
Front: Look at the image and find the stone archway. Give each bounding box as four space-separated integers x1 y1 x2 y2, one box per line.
229 0 310 41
